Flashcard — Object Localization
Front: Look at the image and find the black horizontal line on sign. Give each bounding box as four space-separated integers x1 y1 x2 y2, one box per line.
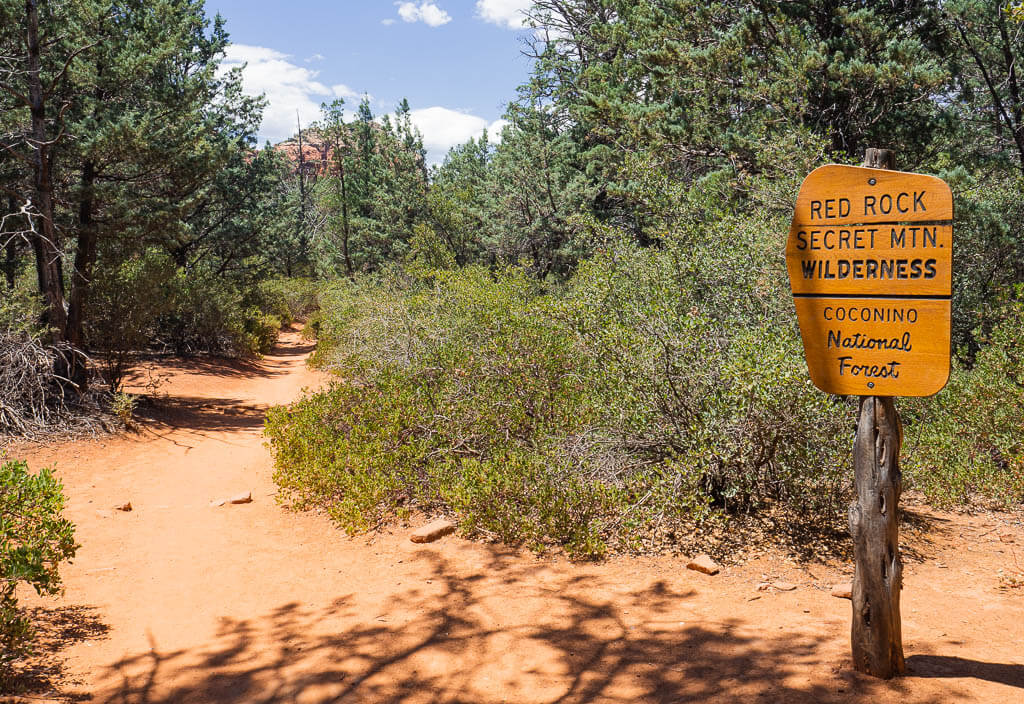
791 220 953 228
792 293 952 301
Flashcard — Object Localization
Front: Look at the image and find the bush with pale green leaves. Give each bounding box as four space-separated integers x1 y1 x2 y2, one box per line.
0 459 77 676
267 225 855 557
904 301 1024 506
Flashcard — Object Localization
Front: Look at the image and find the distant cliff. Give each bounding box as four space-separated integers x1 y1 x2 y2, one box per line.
273 129 335 180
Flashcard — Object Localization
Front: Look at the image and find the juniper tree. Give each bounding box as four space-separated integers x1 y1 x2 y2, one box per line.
0 0 273 390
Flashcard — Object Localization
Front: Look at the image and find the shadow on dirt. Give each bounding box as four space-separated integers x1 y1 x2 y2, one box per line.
134 396 269 437
116 330 315 446
1 605 109 700
120 331 315 390
906 655 1024 688
72 549 992 704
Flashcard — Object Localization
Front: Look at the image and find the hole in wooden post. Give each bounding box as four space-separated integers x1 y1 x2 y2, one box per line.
872 427 880 480
881 559 887 580
879 492 886 515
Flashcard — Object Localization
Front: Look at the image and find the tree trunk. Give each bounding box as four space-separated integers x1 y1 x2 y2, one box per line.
2 197 18 289
849 147 905 679
334 138 354 277
25 0 68 338
295 112 307 273
63 159 98 391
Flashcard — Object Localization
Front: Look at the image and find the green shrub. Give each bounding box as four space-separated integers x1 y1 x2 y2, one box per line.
0 285 43 340
155 272 255 357
87 250 294 387
86 248 177 390
243 310 282 355
110 392 137 427
906 301 1024 506
268 266 616 556
267 251 855 557
252 278 319 326
561 240 853 518
0 459 77 676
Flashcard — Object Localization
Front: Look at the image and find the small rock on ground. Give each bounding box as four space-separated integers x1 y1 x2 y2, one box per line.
686 554 720 576
210 491 252 507
411 519 456 544
115 502 132 512
831 583 853 599
772 582 798 592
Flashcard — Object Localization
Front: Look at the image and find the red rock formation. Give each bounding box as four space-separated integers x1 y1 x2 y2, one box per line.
273 129 338 180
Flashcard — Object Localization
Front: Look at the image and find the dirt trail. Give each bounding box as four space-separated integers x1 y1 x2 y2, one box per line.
7 329 1024 703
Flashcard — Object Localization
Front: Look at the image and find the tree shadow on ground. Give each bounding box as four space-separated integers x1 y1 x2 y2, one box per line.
1 605 109 700
134 396 270 438
88 548 1000 704
120 355 275 384
120 330 314 389
906 655 1024 688
117 330 316 446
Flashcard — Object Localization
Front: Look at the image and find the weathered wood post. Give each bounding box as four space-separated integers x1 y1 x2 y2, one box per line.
848 148 905 679
784 148 954 679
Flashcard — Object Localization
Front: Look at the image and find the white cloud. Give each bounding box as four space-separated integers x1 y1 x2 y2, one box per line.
305 53 325 62
489 118 511 140
220 44 503 162
381 18 396 25
332 84 360 100
396 2 452 27
409 107 507 164
221 44 363 142
475 0 531 29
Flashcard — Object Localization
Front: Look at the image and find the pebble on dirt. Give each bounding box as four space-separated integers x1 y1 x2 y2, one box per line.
209 491 253 507
115 502 132 512
686 554 721 575
410 519 456 543
831 583 853 599
772 582 798 592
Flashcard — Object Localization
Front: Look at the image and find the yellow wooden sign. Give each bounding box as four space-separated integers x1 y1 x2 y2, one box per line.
786 165 953 396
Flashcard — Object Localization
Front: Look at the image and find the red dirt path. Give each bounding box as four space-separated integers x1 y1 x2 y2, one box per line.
6 329 1024 703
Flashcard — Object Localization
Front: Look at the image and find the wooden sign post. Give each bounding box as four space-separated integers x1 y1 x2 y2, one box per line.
786 148 954 678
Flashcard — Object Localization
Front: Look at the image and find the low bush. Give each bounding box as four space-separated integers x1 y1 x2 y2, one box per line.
905 301 1024 506
268 240 855 557
86 248 177 390
0 459 77 678
155 271 266 357
269 267 617 556
561 236 853 519
110 392 137 427
251 278 319 327
87 251 308 391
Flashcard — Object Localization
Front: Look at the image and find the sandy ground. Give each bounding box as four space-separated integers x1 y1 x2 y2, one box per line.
4 328 1024 703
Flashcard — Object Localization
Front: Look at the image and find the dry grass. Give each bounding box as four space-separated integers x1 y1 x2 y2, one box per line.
0 332 114 441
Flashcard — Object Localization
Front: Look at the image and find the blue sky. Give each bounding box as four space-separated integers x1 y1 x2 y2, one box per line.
206 1 535 162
